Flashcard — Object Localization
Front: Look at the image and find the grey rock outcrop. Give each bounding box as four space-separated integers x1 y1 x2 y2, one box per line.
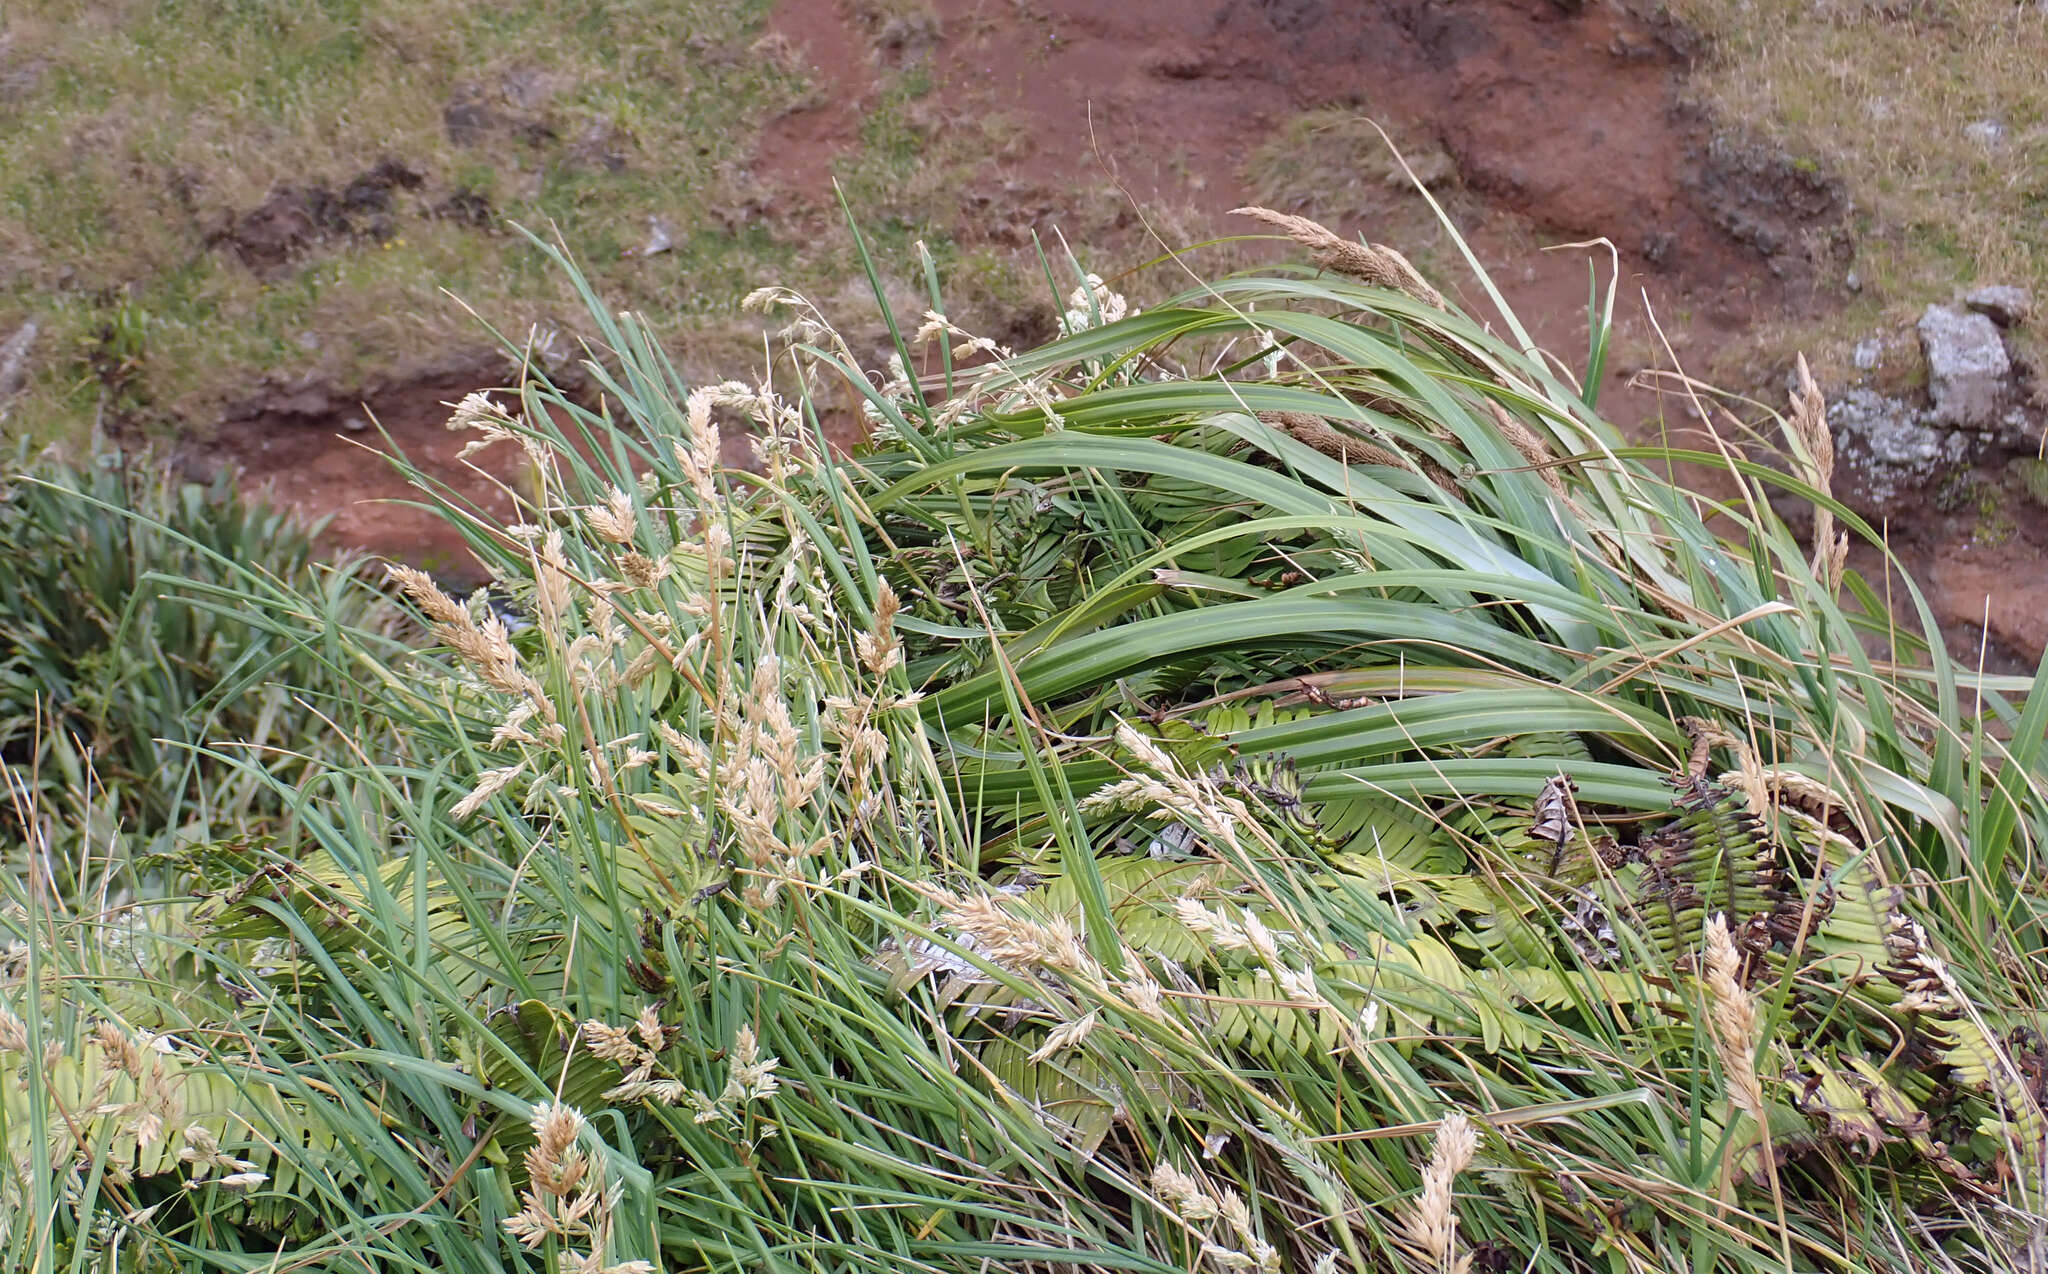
1827 387 1969 513
1965 285 2033 328
1917 304 2011 429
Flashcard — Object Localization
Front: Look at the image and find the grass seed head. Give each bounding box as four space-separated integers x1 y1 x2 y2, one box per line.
1151 1162 1278 1271
586 487 638 545
920 885 1098 977
1788 353 1848 589
1486 400 1567 496
535 530 574 631
92 1020 145 1078
1151 1162 1220 1222
506 1101 615 1249
1260 409 1410 470
619 550 669 591
451 762 524 821
1703 914 1765 1120
1403 1111 1478 1272
678 387 725 506
1120 963 1168 1020
386 564 468 627
526 1101 589 1191
1026 1010 1099 1064
1231 206 1446 309
445 390 507 433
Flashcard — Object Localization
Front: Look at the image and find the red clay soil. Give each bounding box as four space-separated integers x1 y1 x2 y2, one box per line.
760 0 1834 434
203 0 2043 663
216 0 1819 560
210 365 530 579
209 365 770 584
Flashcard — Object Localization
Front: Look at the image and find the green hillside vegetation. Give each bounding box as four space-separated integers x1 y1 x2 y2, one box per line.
0 0 811 441
0 444 398 880
5 211 2046 1271
4 1 2047 447
1673 0 2048 383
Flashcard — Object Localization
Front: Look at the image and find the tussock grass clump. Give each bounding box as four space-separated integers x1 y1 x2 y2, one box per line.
0 445 396 880
6 212 2048 1272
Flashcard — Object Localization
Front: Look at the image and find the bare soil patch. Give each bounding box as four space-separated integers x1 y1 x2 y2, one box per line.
203 361 524 582
172 0 2042 661
209 159 428 276
759 0 1839 431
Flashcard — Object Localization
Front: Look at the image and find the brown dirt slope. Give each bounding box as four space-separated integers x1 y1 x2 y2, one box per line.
122 0 2040 661
759 0 1843 426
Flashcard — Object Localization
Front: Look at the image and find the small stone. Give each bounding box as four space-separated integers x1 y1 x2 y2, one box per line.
1828 387 1949 513
1845 269 1862 293
1964 284 2032 328
0 318 37 404
1858 413 1940 469
341 417 369 433
1964 119 2006 148
1917 304 2011 429
2004 407 2047 451
1853 337 1881 371
632 217 674 258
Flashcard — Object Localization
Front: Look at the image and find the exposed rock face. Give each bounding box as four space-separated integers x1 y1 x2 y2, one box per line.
1810 289 2046 666
1965 284 2032 329
1693 132 1847 281
1827 386 1969 513
1917 304 2011 429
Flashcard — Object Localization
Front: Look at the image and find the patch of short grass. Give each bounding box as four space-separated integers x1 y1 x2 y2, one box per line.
0 0 813 443
1672 0 2048 374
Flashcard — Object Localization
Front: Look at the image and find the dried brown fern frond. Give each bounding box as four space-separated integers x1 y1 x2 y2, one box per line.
1231 206 1446 309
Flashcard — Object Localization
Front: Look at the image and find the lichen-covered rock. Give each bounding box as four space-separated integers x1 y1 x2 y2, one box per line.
1917 304 2011 429
1964 285 2033 328
1828 387 1970 513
